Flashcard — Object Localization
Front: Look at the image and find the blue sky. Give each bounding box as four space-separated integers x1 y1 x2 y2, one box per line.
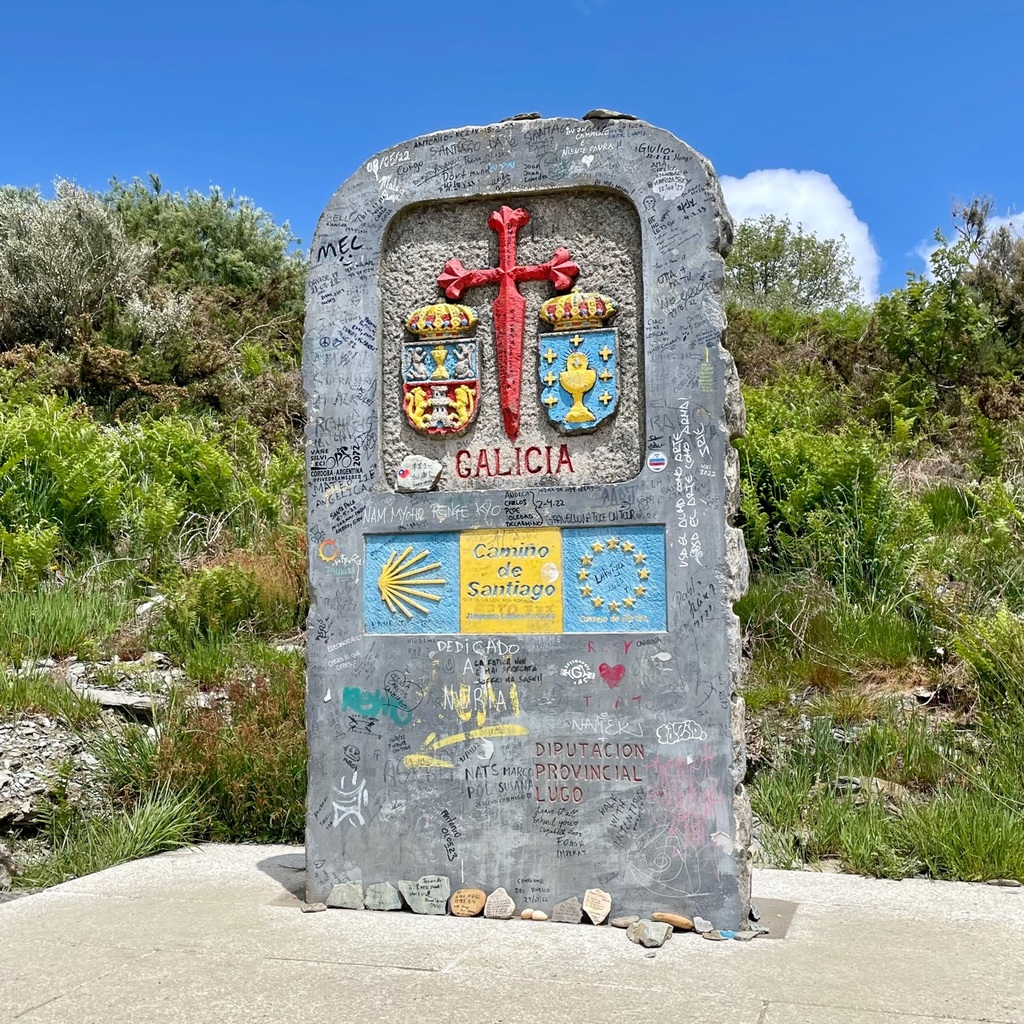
4 0 1022 299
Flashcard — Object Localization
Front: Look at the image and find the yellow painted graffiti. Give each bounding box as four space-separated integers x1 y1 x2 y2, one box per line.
401 723 529 770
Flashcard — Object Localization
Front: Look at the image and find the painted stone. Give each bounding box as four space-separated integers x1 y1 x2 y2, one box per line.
538 289 618 433
611 915 640 929
651 912 694 931
325 881 364 910
583 888 612 925
483 887 516 919
395 454 443 493
626 920 673 948
438 205 579 440
402 302 480 436
551 896 583 924
702 929 728 941
397 875 451 915
364 881 402 911
450 888 487 917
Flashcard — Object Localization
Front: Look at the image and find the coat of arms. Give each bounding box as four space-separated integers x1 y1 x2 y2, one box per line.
402 302 480 435
537 289 619 432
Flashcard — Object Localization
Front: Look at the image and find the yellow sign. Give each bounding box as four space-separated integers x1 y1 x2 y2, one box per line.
459 529 563 634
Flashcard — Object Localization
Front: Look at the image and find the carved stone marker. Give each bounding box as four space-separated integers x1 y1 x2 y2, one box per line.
304 116 750 929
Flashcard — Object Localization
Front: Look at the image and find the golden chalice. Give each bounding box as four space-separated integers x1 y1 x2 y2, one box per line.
559 351 596 423
430 344 450 380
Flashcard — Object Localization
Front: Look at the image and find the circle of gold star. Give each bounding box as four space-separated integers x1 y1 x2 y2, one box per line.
578 536 651 616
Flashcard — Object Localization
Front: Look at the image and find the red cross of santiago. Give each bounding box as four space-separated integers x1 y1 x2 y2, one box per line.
438 206 579 441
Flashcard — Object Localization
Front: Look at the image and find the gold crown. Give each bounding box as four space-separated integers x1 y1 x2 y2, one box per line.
405 302 478 340
539 287 617 330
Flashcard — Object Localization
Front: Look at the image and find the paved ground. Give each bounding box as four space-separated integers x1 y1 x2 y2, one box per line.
1 845 1021 1023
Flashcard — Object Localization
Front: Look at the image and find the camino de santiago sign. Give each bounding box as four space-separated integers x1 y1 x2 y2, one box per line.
304 114 751 928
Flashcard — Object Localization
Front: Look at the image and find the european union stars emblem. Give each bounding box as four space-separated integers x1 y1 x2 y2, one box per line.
539 327 618 432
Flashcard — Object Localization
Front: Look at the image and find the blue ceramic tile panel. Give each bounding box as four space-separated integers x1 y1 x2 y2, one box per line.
562 526 667 633
363 532 460 634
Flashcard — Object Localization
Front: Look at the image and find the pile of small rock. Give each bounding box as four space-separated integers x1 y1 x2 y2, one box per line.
303 877 768 946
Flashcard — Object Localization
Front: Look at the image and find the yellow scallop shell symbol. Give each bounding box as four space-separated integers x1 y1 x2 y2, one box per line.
377 545 447 618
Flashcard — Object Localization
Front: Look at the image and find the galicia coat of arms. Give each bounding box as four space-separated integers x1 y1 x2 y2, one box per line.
402 302 480 436
537 289 619 433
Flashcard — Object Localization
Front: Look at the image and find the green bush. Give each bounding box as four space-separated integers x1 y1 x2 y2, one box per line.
154 663 306 841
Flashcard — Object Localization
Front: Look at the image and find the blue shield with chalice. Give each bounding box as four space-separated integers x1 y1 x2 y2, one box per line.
537 288 619 433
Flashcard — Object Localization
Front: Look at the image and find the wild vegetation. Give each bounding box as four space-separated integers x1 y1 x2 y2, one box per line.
1 183 1022 886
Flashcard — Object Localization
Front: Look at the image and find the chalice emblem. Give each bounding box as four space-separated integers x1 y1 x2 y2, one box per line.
559 351 597 423
538 287 619 433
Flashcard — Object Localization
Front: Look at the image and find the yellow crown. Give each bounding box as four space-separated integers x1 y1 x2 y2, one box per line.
405 302 478 340
539 288 617 330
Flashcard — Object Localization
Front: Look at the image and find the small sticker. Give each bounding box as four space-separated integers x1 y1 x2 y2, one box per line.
561 659 596 684
647 451 667 473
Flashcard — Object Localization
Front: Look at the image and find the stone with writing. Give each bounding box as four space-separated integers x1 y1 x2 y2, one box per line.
397 875 451 915
626 919 673 948
582 887 612 925
651 911 694 931
364 881 402 911
551 895 583 924
326 881 364 910
450 887 487 917
395 453 443 493
483 886 516 919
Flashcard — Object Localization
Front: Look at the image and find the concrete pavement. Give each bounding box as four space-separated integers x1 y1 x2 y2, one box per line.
1 844 1021 1023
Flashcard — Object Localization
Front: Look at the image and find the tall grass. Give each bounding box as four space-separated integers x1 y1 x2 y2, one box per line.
17 786 205 888
0 584 134 664
0 670 100 726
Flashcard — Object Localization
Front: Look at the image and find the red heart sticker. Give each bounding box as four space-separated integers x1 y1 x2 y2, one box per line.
599 663 625 687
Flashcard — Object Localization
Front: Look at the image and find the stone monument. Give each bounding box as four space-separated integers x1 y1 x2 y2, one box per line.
304 114 750 928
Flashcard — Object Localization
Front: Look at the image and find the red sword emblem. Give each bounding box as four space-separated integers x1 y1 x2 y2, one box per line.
437 206 579 441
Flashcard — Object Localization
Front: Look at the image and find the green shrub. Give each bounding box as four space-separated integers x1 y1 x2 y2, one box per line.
154 663 306 841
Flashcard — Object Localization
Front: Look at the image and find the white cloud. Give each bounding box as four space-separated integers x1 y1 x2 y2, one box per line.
720 168 880 303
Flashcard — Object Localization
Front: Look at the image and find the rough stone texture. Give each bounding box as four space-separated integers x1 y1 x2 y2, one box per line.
693 915 713 933
325 881 363 909
450 887 487 916
395 454 442 492
610 915 639 928
483 887 515 919
397 875 450 915
300 902 327 913
626 919 673 948
582 887 612 925
651 911 693 931
551 895 583 924
304 116 750 930
364 882 402 911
